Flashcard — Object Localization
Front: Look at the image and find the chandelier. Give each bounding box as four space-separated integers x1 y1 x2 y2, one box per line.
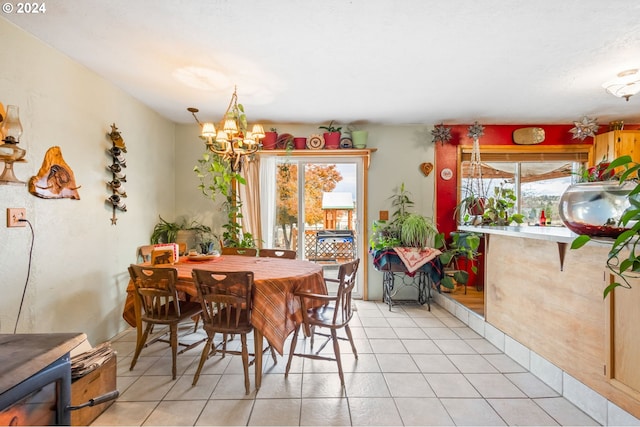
188 87 264 172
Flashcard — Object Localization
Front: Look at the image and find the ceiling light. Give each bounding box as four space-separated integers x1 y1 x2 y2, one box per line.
188 86 264 172
602 69 640 101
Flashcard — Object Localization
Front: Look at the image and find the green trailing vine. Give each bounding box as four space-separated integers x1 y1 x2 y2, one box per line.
193 151 255 248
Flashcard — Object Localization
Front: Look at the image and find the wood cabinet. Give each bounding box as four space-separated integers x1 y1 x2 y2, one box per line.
592 130 640 165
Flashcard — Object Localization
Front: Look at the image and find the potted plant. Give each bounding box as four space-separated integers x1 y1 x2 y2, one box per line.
193 151 256 249
400 213 438 248
319 121 342 149
262 127 277 150
480 183 525 226
349 125 368 149
150 215 214 252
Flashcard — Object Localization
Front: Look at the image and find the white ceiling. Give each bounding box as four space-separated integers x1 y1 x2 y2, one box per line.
4 0 640 126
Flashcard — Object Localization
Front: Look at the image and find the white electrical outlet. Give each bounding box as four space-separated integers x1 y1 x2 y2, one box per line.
7 208 26 227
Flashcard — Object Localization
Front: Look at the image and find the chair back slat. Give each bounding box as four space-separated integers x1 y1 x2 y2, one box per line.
128 265 181 322
258 248 296 259
220 247 258 257
192 270 253 333
333 259 360 325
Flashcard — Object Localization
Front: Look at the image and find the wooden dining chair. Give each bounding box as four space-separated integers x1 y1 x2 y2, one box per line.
285 258 360 386
220 247 258 256
135 245 154 263
191 269 254 394
258 248 296 259
127 265 203 379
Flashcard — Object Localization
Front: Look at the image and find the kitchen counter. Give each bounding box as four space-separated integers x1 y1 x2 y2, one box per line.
458 224 612 245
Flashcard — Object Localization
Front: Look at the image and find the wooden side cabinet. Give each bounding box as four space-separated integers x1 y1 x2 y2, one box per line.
592 130 640 165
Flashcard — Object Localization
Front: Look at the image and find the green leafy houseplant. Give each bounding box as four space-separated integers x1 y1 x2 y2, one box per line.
481 184 525 226
571 155 640 297
150 215 213 245
318 120 342 133
400 213 439 248
437 232 481 289
193 151 256 248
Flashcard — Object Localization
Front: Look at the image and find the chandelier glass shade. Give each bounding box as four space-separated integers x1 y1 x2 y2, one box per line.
602 69 640 101
188 87 264 172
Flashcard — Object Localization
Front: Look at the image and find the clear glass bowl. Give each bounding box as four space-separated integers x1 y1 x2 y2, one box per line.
559 181 637 238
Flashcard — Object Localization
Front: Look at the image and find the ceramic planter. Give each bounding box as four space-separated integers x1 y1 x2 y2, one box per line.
351 130 368 148
262 131 277 150
323 132 341 149
294 137 307 149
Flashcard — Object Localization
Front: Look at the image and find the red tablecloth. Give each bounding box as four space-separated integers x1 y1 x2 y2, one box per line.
123 255 326 355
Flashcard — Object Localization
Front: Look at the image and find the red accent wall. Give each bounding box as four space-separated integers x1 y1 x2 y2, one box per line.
435 124 591 238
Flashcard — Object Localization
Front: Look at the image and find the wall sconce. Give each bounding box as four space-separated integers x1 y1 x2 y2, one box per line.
0 104 27 185
602 69 640 101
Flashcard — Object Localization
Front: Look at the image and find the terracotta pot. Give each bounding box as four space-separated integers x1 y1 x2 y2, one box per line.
294 137 307 149
262 131 277 150
323 132 341 149
468 197 486 216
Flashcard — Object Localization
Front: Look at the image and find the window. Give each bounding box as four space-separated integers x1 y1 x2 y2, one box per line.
459 145 591 225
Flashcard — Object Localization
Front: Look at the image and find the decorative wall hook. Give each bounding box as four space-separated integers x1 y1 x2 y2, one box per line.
106 123 128 224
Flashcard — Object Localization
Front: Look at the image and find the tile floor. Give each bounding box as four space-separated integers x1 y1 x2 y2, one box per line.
94 300 600 426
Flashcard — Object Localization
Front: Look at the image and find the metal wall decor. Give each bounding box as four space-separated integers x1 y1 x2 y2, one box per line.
106 123 127 224
569 116 599 141
431 123 452 145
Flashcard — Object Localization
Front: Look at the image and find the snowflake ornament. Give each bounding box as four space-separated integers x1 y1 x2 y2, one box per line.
467 121 485 140
569 116 599 140
431 123 452 145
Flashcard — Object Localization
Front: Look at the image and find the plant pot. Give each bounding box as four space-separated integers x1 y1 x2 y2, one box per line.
351 130 368 148
468 197 486 216
323 132 341 149
294 137 307 149
262 131 277 150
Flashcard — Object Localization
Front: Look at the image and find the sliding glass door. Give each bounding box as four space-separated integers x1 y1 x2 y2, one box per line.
260 155 364 296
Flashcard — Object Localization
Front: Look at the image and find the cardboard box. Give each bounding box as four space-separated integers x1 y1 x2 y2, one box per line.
70 354 117 426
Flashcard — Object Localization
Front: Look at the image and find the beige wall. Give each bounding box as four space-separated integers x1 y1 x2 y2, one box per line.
0 19 176 344
0 18 438 345
174 123 437 301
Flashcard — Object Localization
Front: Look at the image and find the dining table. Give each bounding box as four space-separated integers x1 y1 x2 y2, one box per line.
122 254 327 388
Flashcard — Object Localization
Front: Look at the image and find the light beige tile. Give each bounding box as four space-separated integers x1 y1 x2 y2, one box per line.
413 317 447 328
424 373 480 398
422 327 459 339
433 339 476 354
142 400 206 426
483 353 527 372
412 354 459 373
487 398 558 426
393 327 428 339
115 375 138 395
439 316 467 328
505 372 559 398
340 353 382 373
386 317 417 327
369 338 405 353
344 372 391 397
465 373 526 398
383 372 434 397
440 398 506 425
349 397 403 426
124 355 161 377
359 316 391 327
117 375 175 401
143 353 198 377
534 397 599 426
395 397 454 425
183 352 231 375
256 371 302 398
248 398 300 426
448 354 498 373
301 372 346 398
91 401 158 426
402 339 442 354
364 327 397 339
164 374 219 400
451 326 481 339
376 353 420 372
196 399 254 426
300 397 351 426
210 374 257 399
